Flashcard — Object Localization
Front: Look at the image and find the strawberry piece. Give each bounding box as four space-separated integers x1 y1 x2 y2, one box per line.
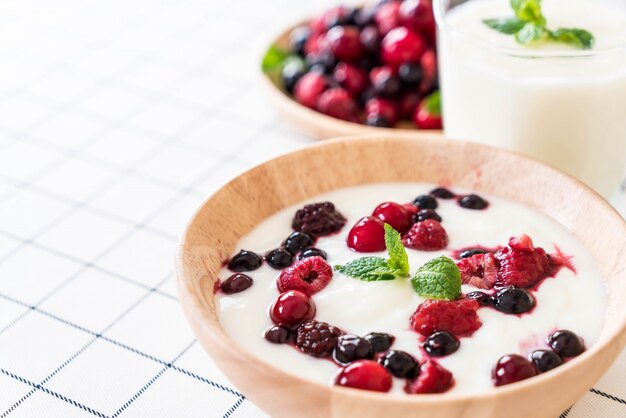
316 87 360 122
405 360 454 394
277 256 333 296
293 72 327 109
403 219 448 251
409 299 481 337
335 360 392 392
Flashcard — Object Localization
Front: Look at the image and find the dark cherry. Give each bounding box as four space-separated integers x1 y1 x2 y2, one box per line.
265 248 294 269
270 290 316 326
494 286 535 314
333 335 374 365
423 331 460 357
412 194 438 210
364 332 394 353
414 209 442 222
547 330 585 358
289 26 310 56
398 63 423 85
529 349 563 373
284 231 315 254
430 187 456 199
492 354 537 386
227 250 262 272
220 273 253 294
298 248 327 260
466 291 494 307
458 194 489 210
380 350 419 379
281 59 306 94
459 248 487 259
264 325 292 344
365 114 390 127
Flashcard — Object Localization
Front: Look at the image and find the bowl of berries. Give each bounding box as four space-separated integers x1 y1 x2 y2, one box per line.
261 1 443 138
177 134 626 418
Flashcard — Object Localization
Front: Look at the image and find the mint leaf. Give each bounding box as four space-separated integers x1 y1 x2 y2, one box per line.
261 44 289 74
335 257 397 281
515 22 547 45
511 0 544 25
423 90 441 117
549 28 594 49
483 18 526 35
411 256 461 301
384 223 409 277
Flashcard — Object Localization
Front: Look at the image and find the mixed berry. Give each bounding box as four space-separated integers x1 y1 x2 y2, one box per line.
220 186 588 394
263 1 442 129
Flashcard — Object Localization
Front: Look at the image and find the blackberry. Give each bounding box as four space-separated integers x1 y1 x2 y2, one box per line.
295 320 343 357
333 335 373 365
292 202 347 237
298 247 327 260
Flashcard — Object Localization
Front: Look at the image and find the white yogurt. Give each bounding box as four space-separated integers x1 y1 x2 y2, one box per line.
436 0 626 197
216 183 606 395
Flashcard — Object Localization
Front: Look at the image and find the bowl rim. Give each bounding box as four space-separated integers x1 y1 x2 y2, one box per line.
176 134 626 406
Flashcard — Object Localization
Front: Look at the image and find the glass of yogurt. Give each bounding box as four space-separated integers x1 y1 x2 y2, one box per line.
434 0 626 197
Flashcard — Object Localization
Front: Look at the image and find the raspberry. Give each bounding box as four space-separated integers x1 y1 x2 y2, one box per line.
495 246 551 288
316 88 360 122
409 299 481 337
295 320 343 357
335 360 392 392
457 253 499 289
405 360 454 394
292 202 347 237
403 219 448 251
277 256 333 296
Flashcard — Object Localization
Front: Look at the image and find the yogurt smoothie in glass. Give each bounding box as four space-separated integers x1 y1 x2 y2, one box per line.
434 0 626 197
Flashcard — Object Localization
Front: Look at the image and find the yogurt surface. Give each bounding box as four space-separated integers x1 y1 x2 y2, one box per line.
216 183 607 395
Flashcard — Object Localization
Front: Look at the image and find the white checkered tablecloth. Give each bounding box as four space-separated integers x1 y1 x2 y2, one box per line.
0 0 624 417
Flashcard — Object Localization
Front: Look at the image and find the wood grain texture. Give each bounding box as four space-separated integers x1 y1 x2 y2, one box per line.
176 134 626 418
260 22 442 139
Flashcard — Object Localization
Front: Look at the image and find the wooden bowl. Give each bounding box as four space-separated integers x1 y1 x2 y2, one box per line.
260 23 443 139
176 134 626 418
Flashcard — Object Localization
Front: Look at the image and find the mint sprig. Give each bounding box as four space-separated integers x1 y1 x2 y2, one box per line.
335 224 410 281
423 90 441 117
483 0 594 49
411 256 461 301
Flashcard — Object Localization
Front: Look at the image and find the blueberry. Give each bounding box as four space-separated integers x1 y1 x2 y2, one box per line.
281 60 306 94
354 8 375 27
547 330 585 358
494 286 535 314
228 250 262 272
364 332 394 353
413 194 438 210
398 63 423 85
265 248 293 269
365 114 390 127
380 350 419 379
298 248 327 260
529 349 563 373
284 231 314 254
458 194 489 210
306 52 336 74
466 291 494 307
372 72 401 97
430 187 456 199
359 86 377 106
414 209 442 222
333 335 373 365
459 248 487 259
423 331 460 357
289 26 310 56
359 25 380 53
264 325 292 344
220 273 253 294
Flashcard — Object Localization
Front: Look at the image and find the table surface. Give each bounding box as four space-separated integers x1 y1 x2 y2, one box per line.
0 0 625 417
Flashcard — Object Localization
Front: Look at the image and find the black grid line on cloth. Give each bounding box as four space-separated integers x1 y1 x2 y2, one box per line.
110 340 197 417
559 406 572 418
223 396 246 418
589 388 626 405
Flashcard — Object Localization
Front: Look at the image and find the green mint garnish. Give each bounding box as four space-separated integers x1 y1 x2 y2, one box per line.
335 224 410 281
423 90 441 117
261 44 289 73
483 0 594 49
411 256 461 301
